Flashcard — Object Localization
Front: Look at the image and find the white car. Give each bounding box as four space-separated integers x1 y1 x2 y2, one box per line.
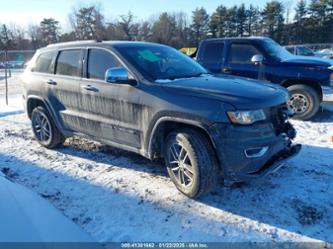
284 45 333 65
317 48 333 59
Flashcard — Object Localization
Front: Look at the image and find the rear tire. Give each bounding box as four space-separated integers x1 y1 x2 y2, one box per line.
31 106 65 149
287 84 320 120
164 128 219 198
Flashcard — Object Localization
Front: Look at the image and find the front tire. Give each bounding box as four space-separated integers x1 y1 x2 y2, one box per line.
287 84 320 120
164 128 219 198
31 106 65 148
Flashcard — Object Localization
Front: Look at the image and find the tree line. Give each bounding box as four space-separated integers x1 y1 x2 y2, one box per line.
0 0 332 51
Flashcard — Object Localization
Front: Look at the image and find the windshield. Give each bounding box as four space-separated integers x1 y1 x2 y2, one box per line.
260 38 293 61
297 46 315 56
114 44 208 81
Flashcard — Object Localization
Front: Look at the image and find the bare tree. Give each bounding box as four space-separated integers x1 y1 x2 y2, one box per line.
8 24 29 49
174 12 190 47
137 21 152 41
117 12 137 40
151 12 177 47
27 24 42 49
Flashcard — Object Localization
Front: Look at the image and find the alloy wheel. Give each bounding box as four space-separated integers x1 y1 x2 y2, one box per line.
168 143 194 187
33 111 51 142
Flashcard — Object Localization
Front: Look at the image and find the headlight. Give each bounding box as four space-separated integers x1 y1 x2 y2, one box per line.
227 109 266 125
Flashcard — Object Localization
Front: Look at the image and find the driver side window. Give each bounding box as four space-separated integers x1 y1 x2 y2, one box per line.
87 49 121 80
228 43 260 64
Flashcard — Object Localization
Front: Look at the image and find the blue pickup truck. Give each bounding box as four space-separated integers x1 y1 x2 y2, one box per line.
196 37 333 120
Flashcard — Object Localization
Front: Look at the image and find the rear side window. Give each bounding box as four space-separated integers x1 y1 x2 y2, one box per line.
285 47 294 54
87 49 121 80
296 46 315 56
56 50 81 77
34 51 56 73
228 43 260 64
202 42 224 62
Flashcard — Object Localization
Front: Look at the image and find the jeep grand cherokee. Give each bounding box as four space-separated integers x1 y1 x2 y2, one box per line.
22 41 301 198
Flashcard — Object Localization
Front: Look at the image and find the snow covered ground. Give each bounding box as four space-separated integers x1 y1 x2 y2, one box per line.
0 72 332 243
0 172 93 242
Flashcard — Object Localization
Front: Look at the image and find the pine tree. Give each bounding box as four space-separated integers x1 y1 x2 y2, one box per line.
225 6 238 37
236 4 247 36
308 0 328 42
261 0 285 41
246 5 261 36
190 7 209 44
209 5 228 38
294 0 308 43
0 24 14 50
40 18 60 45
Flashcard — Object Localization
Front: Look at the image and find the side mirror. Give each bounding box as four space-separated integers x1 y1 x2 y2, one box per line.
105 67 136 85
251 54 264 65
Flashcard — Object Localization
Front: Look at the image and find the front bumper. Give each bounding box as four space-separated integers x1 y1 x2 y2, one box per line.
322 86 333 102
210 121 301 183
232 143 301 181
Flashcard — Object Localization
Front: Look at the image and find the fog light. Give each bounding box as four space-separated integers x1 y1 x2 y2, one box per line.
244 146 269 158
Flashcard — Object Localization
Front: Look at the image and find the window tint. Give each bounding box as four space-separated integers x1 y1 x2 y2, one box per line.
34 51 56 73
202 42 224 62
296 46 315 56
87 49 121 80
285 47 294 54
56 50 81 77
228 43 260 64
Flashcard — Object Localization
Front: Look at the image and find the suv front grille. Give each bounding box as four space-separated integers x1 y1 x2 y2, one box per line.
266 105 288 135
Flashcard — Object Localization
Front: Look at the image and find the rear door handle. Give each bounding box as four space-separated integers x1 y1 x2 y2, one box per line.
82 85 99 92
46 79 57 85
222 68 232 74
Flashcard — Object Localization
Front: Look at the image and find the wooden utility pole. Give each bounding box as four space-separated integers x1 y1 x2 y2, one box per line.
4 50 8 106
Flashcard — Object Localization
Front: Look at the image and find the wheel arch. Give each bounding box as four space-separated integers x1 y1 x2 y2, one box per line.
27 96 48 119
26 96 63 132
147 117 217 161
281 79 323 101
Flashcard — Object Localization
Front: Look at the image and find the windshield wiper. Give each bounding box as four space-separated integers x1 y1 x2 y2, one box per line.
161 72 210 81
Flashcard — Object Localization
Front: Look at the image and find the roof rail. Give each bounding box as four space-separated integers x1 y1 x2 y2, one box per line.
46 40 101 48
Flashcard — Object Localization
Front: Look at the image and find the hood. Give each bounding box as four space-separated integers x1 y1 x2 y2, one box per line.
311 56 333 66
281 56 331 68
159 75 289 109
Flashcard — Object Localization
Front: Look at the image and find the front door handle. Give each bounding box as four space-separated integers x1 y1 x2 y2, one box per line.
222 68 232 74
82 85 99 92
46 79 57 85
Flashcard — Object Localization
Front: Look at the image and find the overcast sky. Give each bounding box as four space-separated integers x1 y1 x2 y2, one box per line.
0 0 297 31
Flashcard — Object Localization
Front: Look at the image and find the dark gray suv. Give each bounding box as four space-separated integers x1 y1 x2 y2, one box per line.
22 41 301 198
